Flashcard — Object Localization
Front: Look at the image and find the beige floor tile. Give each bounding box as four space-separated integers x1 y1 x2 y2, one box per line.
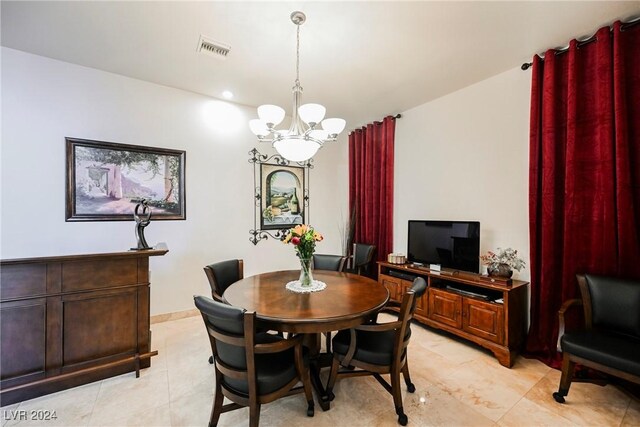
422 354 547 425
258 392 327 426
92 404 171 427
88 370 169 426
169 387 214 427
1 404 20 427
497 397 577 426
416 333 495 365
435 361 528 421
5 382 100 427
166 354 215 402
403 382 496 426
622 398 640 426
148 328 168 375
322 376 399 426
461 356 549 396
211 406 251 427
509 356 552 380
524 372 629 426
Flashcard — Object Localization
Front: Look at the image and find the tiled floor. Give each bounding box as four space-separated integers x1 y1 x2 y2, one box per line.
2 314 639 426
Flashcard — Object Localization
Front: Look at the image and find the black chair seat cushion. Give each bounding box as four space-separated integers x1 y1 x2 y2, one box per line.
223 333 299 395
561 330 640 377
332 328 411 366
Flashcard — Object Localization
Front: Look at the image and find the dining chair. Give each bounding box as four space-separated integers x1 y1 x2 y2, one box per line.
325 277 427 426
552 274 640 404
343 243 376 277
203 259 244 364
312 254 346 272
203 259 244 302
194 295 314 427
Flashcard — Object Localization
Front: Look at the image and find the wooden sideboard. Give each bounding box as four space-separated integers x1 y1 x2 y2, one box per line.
378 262 528 367
0 245 168 405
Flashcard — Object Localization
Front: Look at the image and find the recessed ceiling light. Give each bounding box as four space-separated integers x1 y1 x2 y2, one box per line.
222 90 233 99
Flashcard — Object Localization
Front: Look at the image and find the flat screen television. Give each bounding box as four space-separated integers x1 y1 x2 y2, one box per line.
407 220 480 273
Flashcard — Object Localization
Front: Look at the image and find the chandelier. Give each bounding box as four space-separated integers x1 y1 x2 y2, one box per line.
249 11 346 162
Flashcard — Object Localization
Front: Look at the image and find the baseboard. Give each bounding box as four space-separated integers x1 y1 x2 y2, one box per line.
150 308 199 324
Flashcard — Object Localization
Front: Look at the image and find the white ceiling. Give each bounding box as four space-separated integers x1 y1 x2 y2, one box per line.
2 1 639 127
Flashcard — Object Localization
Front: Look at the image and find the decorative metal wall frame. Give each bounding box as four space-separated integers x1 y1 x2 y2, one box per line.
249 148 312 245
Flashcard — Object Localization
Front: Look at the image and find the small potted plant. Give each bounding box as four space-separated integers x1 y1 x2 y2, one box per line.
480 247 526 278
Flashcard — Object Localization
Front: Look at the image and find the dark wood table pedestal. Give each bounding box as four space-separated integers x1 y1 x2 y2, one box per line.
223 270 389 411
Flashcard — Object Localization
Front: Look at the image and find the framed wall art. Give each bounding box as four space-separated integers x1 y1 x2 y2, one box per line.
260 163 305 229
66 137 186 221
249 148 311 244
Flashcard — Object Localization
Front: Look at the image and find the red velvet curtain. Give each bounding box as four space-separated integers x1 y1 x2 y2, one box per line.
348 116 395 261
526 21 640 364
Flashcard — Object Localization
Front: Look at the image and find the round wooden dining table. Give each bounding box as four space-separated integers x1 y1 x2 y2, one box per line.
223 269 389 333
223 269 389 410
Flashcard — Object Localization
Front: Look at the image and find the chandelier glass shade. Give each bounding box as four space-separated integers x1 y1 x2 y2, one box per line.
249 11 346 162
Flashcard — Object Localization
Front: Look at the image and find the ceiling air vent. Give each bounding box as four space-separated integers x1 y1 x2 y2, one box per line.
197 35 230 59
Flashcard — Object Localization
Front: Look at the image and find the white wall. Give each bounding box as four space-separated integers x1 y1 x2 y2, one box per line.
394 66 531 280
1 47 349 314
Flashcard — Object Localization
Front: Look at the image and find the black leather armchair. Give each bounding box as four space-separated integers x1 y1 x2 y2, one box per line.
326 277 427 425
553 274 640 403
194 296 314 427
203 259 243 302
343 243 376 277
203 259 245 364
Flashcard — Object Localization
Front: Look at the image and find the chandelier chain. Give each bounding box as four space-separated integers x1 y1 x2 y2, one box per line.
249 11 346 162
295 24 300 85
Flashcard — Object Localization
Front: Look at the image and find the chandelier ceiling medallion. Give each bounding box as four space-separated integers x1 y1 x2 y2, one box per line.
249 11 346 162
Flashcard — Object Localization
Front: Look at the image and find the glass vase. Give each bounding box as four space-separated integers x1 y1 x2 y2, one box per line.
299 257 314 287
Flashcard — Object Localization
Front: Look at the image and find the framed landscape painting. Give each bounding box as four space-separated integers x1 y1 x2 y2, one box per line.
66 137 186 221
260 163 305 230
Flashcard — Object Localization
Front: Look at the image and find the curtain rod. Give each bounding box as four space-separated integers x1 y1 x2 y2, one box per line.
348 114 402 134
376 114 401 124
521 17 640 71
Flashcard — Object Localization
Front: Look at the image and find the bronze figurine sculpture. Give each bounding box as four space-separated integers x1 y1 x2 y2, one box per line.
132 199 152 250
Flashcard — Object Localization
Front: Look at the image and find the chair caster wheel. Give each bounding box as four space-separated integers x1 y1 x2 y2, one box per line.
552 392 565 403
208 355 214 364
398 414 408 426
407 383 416 393
307 405 314 417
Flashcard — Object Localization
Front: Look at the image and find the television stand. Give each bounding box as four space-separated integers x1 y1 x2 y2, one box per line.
378 262 529 368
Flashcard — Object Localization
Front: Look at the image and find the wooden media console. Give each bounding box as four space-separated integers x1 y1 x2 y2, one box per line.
378 262 528 367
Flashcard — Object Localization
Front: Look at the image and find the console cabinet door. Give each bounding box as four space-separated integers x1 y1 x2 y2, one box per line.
380 275 401 302
462 299 504 344
428 288 461 328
